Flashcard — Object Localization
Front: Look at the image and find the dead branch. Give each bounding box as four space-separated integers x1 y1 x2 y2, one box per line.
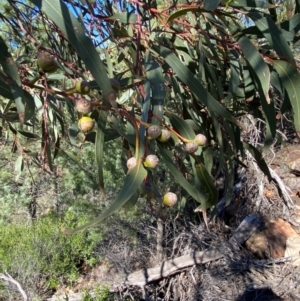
0 271 28 301
125 214 262 286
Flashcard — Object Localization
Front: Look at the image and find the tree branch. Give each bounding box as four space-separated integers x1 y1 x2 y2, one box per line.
0 272 28 301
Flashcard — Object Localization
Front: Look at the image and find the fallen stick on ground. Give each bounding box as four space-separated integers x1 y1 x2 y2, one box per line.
47 214 262 300
125 214 262 286
0 271 28 301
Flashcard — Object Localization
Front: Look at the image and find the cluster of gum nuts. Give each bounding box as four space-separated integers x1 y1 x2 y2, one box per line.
36 50 94 133
126 125 207 207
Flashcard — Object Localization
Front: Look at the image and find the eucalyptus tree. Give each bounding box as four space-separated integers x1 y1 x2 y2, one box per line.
0 0 300 232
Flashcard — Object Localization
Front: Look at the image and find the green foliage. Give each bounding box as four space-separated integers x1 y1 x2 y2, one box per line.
0 0 299 231
82 286 110 301
0 212 101 293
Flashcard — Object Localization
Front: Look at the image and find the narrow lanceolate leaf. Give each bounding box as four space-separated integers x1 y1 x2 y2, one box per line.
0 37 25 124
139 80 151 157
204 0 221 11
106 12 137 24
166 111 195 141
145 53 165 127
273 60 300 135
167 7 205 23
29 0 112 95
221 0 275 9
64 162 147 234
95 117 106 190
248 12 295 64
15 155 24 182
243 142 272 181
0 74 14 100
238 35 275 148
238 36 270 103
46 137 54 172
122 191 140 210
194 163 218 210
158 145 207 205
60 149 94 176
152 45 239 126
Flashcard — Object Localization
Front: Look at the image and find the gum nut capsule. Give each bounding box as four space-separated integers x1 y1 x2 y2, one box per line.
163 192 178 207
37 51 57 72
194 134 207 146
76 80 90 95
185 141 198 153
139 181 153 195
157 129 171 142
78 116 95 133
76 98 93 115
143 154 159 169
147 125 162 140
127 157 137 170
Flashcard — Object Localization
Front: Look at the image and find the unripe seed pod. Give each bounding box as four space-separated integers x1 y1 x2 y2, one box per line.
76 98 93 115
78 116 95 133
76 81 90 95
163 192 178 207
37 51 58 73
185 141 198 153
157 129 171 142
127 157 137 170
143 154 159 169
147 125 162 140
139 181 153 195
194 134 207 146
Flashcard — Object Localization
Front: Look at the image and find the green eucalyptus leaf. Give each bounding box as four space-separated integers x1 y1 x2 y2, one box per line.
60 149 94 176
243 142 272 181
204 0 221 10
46 137 54 172
273 60 300 135
0 36 25 124
69 123 79 147
194 162 218 210
166 111 195 140
15 155 24 182
29 0 112 95
238 35 275 149
167 7 205 24
145 52 165 126
221 0 275 8
248 12 295 63
18 130 39 139
0 76 14 100
152 45 239 126
64 162 147 233
158 145 207 205
95 120 105 190
106 12 137 24
122 191 140 210
54 135 60 160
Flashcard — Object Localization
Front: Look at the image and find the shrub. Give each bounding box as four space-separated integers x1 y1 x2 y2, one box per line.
0 211 102 299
